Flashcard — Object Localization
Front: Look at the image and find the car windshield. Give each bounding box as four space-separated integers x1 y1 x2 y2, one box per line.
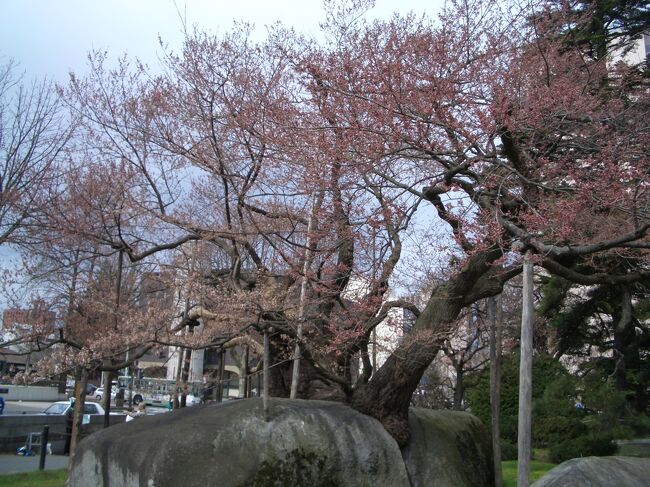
44 403 68 414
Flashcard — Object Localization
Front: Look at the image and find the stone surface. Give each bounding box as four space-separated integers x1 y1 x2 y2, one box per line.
402 409 494 487
532 456 650 487
70 398 494 487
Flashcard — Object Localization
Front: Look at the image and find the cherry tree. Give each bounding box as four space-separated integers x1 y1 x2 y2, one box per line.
9 0 648 449
294 0 648 442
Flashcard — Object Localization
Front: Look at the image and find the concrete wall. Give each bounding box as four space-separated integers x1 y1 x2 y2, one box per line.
0 384 67 402
0 414 125 454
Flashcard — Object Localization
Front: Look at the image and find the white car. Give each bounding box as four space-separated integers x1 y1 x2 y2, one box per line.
186 394 201 406
43 401 106 416
94 387 117 400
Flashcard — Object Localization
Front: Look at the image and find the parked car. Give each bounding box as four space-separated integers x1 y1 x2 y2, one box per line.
94 387 117 401
66 383 99 398
43 401 106 416
186 394 201 406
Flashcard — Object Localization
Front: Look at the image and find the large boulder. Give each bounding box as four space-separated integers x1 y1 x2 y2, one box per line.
403 409 494 487
533 456 650 487
70 398 493 487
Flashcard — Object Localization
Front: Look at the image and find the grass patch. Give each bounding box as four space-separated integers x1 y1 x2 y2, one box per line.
532 448 550 462
0 460 561 487
0 470 67 487
502 460 556 487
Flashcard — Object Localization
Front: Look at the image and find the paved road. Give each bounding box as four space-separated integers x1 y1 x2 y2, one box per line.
0 453 68 474
3 401 51 415
2 399 170 416
3 400 109 415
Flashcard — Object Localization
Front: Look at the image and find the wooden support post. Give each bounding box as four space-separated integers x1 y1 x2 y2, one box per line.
489 295 503 487
243 345 249 399
290 193 317 399
517 252 534 487
38 425 49 470
218 348 225 402
263 328 270 421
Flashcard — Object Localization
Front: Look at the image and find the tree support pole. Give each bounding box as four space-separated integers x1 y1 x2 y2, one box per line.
243 345 249 399
290 192 316 399
263 328 270 421
218 348 225 402
517 252 534 487
489 295 503 487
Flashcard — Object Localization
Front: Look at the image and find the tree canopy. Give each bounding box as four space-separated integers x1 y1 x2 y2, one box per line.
2 0 648 445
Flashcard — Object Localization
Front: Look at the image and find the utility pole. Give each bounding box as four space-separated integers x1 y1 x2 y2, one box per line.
517 251 534 487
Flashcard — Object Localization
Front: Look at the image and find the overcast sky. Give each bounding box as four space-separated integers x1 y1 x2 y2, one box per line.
0 0 447 307
1 0 443 82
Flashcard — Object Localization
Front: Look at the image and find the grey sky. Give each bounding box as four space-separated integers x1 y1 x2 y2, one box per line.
1 0 443 81
0 0 447 309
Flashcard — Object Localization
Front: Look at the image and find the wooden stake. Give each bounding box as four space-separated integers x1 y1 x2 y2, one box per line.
517 252 534 487
489 295 503 487
290 192 317 399
263 328 270 421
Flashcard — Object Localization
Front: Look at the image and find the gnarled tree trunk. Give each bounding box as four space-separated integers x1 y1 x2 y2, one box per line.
351 246 508 445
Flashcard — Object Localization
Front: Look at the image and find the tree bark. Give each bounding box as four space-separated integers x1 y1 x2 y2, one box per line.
352 339 439 446
68 367 87 469
180 346 191 407
351 246 506 445
613 286 646 413
517 252 534 487
453 364 465 411
103 250 124 425
267 328 291 397
102 370 114 429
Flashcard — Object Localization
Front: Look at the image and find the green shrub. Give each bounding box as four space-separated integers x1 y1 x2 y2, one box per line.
533 375 588 447
549 433 618 464
500 440 518 461
466 353 576 448
534 415 587 448
467 351 646 465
